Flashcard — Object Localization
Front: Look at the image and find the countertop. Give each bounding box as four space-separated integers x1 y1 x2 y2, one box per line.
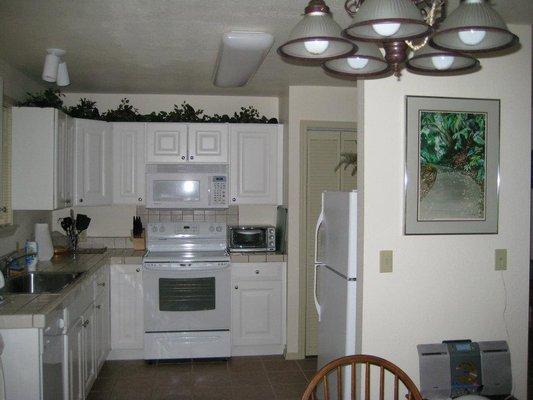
0 249 286 330
0 249 144 330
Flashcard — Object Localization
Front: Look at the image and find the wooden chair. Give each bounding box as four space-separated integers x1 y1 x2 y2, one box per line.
301 355 423 400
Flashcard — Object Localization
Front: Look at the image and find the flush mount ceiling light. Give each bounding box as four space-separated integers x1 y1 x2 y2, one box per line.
42 48 70 86
277 0 357 61
214 31 274 87
280 0 519 79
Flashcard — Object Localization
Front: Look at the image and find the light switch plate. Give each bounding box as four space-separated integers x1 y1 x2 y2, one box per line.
380 250 393 273
495 249 507 271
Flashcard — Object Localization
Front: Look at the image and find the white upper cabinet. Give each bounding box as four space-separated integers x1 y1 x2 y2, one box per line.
113 123 145 204
145 123 188 163
74 119 113 206
146 123 229 164
229 124 283 205
12 107 74 210
188 124 228 163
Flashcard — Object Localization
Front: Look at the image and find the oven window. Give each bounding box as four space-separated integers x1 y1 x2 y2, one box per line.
233 230 265 248
153 180 200 202
159 277 215 311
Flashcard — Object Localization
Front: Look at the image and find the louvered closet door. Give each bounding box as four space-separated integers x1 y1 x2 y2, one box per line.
305 130 356 356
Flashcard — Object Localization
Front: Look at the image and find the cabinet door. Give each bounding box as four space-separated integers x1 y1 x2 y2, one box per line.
74 119 113 206
113 123 145 204
145 123 188 163
188 124 229 163
94 289 110 370
82 306 96 393
110 265 144 350
231 279 282 346
229 125 279 204
67 317 84 400
55 111 67 209
64 115 75 208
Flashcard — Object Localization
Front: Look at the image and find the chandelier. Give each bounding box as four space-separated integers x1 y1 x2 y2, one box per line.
278 0 518 78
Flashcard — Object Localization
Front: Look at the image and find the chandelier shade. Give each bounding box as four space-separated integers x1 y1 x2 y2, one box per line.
322 41 390 78
278 1 357 61
343 0 431 42
406 45 479 74
430 0 518 53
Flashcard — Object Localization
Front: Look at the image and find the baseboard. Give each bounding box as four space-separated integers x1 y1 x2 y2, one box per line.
231 345 284 357
284 351 304 360
107 348 144 360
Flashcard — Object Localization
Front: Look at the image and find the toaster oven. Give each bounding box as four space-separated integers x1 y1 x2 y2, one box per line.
227 226 276 252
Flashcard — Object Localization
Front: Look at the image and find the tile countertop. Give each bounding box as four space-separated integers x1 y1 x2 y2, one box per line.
0 249 144 330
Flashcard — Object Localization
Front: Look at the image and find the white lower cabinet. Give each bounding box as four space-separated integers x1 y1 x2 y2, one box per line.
231 262 286 356
94 290 111 369
110 264 144 358
67 316 84 400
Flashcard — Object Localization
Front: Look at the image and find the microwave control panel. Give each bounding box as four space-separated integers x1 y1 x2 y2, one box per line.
210 175 228 206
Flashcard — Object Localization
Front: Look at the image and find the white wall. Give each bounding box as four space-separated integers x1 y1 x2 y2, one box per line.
62 93 279 119
284 86 359 356
360 24 531 399
0 58 42 102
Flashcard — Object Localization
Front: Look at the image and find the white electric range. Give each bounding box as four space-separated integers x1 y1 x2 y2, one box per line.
142 222 231 360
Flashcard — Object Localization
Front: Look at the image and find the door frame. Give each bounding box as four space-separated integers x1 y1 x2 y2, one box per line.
298 120 357 357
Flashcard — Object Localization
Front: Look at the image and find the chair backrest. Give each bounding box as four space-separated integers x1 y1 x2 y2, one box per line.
301 355 424 400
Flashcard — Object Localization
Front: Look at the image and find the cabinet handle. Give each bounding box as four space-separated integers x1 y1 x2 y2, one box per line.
95 305 102 310
79 198 84 203
232 198 236 202
97 282 106 287
0 207 6 213
136 268 141 272
234 285 239 290
181 155 186 160
82 319 89 328
189 156 194 160
138 197 143 202
255 270 260 275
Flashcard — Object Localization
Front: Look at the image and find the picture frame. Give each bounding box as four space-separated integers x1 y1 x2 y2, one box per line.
404 96 500 235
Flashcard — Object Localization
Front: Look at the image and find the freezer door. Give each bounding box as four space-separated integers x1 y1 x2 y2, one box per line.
317 265 357 370
323 191 357 279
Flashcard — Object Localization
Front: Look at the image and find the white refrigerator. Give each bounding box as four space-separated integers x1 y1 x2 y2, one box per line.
314 191 359 372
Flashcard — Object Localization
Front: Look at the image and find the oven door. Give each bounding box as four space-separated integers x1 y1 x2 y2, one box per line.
230 228 267 251
143 263 230 332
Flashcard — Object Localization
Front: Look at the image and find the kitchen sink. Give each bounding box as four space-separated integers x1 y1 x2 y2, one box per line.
4 272 85 294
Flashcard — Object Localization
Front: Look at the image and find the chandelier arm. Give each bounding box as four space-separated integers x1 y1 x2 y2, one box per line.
405 0 443 51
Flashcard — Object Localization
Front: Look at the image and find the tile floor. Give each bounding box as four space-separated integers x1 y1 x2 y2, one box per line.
88 356 317 400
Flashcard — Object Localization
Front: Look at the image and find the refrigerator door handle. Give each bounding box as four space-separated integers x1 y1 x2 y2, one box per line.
313 263 322 322
314 209 324 265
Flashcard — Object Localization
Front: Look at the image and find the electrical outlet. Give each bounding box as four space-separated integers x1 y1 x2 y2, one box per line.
380 250 393 273
495 249 507 271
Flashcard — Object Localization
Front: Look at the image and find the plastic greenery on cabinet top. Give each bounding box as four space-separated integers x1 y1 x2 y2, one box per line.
335 152 357 176
15 90 279 124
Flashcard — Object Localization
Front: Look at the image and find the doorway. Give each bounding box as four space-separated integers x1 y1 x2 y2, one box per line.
299 121 357 356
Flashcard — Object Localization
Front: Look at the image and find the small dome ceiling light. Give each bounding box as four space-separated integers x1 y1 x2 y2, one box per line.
279 0 519 80
277 0 357 62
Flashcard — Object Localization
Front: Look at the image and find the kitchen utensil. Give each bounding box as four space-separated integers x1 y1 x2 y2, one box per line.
75 214 91 233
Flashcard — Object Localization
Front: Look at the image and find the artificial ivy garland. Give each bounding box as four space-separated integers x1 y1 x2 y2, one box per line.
16 89 279 124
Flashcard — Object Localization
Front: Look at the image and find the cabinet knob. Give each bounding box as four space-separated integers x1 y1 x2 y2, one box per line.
82 319 89 328
79 198 84 203
232 198 236 202
97 282 106 287
255 270 260 274
0 207 6 213
95 305 102 310
190 156 194 160
138 197 143 202
234 285 239 290
181 155 186 160
136 268 141 272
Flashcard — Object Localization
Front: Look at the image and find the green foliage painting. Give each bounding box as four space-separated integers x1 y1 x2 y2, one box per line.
418 111 487 220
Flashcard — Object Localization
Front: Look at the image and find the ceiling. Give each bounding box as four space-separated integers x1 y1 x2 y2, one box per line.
0 0 530 96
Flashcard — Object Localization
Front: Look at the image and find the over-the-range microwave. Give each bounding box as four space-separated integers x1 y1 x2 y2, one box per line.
146 164 228 209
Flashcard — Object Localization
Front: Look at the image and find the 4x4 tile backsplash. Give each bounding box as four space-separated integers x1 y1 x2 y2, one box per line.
80 206 239 249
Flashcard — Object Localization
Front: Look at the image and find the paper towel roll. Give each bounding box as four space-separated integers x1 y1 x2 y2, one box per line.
34 223 54 261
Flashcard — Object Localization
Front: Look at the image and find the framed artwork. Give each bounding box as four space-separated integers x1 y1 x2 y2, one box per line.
405 96 500 235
